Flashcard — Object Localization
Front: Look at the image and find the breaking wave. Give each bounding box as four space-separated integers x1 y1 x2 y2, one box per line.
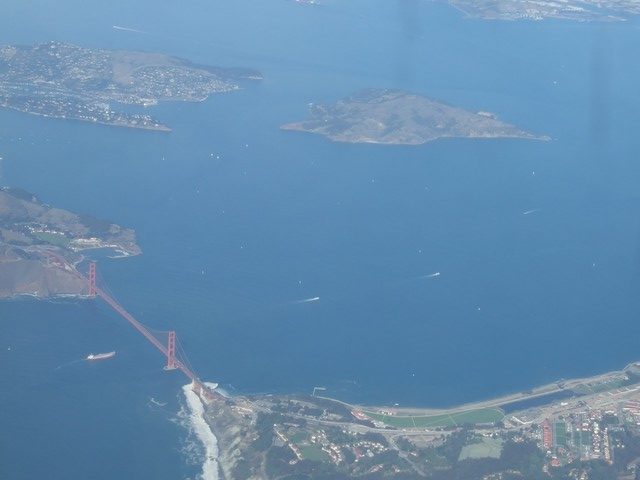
181 384 219 480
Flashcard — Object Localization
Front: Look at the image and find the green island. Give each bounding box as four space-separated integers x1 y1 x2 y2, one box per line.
193 361 640 479
0 186 140 299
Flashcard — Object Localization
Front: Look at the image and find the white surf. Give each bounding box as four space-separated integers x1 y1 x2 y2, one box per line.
182 384 219 480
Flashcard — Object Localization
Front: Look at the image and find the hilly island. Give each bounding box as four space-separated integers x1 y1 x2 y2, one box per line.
282 89 548 146
0 42 261 131
0 187 139 299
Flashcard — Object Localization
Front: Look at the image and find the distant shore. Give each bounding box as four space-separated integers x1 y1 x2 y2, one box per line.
281 121 551 145
0 104 172 132
339 360 640 426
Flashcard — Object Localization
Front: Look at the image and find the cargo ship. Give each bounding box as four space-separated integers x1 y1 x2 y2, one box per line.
86 351 116 361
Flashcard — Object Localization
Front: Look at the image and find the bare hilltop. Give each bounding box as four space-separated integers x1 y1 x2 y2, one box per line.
282 89 548 146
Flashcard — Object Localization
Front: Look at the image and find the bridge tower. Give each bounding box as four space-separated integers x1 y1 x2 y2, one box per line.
88 262 97 297
165 331 177 370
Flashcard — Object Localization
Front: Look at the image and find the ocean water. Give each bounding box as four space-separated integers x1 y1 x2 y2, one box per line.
2 0 640 478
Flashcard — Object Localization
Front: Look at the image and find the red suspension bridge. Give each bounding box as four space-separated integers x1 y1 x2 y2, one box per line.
88 262 197 380
46 251 205 389
86 262 198 381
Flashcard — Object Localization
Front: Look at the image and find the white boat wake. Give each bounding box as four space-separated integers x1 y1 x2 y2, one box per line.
149 397 167 407
112 25 148 34
182 384 219 480
289 296 320 305
418 272 440 279
53 358 83 371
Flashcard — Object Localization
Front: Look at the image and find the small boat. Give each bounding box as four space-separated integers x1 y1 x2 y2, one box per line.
86 351 116 361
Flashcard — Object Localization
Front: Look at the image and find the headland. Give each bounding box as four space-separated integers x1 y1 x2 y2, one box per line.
0 187 140 299
0 42 262 131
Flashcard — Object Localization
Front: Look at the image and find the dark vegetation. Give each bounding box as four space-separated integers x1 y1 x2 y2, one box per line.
78 214 113 236
3 187 37 202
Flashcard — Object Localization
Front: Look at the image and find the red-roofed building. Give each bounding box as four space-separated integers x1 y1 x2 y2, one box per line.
542 419 553 450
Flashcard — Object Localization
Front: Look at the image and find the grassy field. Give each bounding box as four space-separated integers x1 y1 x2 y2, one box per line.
300 444 329 462
574 430 591 449
571 377 628 395
554 422 567 447
459 437 503 460
423 449 450 469
290 431 307 443
364 408 504 429
32 231 69 247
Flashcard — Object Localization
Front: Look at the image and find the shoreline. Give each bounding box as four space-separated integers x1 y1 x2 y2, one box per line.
280 123 551 145
328 361 640 419
182 384 220 480
187 360 639 419
0 104 172 132
177 360 640 478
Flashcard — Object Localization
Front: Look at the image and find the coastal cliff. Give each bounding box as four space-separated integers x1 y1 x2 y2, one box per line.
0 187 140 299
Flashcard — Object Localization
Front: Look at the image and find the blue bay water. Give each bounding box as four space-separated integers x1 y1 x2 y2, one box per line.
2 1 640 478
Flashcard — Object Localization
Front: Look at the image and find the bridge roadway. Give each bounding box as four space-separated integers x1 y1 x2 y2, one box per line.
95 286 198 382
42 251 198 382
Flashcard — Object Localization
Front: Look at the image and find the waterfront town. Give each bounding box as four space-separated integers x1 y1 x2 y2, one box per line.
192 362 640 479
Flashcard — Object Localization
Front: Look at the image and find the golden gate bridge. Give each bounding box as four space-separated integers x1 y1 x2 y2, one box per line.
87 262 197 380
47 252 210 395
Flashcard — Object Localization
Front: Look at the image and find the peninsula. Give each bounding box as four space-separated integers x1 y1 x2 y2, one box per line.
194 361 640 479
0 42 262 131
0 187 140 299
281 89 548 145
447 0 640 21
